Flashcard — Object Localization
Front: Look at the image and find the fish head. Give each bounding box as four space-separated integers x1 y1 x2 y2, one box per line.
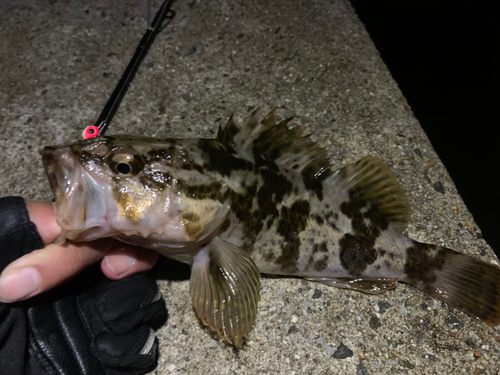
43 135 229 249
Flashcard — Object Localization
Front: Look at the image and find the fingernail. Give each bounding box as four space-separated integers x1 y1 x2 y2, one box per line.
105 253 137 276
0 267 41 303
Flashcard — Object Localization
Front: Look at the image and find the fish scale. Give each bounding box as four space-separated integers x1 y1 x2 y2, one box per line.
42 108 500 348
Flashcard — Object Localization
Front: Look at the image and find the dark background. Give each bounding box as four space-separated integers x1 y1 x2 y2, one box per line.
349 0 499 255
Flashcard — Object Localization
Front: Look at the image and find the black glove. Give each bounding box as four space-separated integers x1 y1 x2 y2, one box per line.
0 197 168 375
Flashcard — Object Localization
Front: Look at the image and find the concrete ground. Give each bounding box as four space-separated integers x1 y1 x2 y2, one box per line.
0 0 499 374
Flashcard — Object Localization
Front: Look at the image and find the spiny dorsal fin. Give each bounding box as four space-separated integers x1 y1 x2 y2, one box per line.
332 156 411 232
218 107 276 150
217 114 239 144
218 108 333 183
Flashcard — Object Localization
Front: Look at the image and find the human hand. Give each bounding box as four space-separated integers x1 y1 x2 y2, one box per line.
0 200 159 303
16 267 169 375
0 197 167 374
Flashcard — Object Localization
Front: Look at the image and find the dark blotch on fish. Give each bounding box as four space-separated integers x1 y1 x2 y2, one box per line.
223 151 295 254
324 211 339 231
276 200 310 272
301 164 332 201
263 251 275 262
311 214 324 225
404 243 444 284
140 170 173 191
199 139 253 177
313 242 328 253
314 255 329 271
145 148 172 162
177 180 223 200
256 158 293 221
225 183 259 252
338 196 390 276
339 234 377 276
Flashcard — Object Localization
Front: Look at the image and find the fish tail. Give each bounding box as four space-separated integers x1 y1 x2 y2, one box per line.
401 242 500 326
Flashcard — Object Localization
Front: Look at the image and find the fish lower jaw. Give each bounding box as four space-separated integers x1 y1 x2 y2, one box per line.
58 222 113 242
103 220 189 241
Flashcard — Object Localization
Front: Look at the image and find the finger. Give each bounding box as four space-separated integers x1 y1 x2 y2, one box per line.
101 244 159 280
25 201 61 245
0 239 114 303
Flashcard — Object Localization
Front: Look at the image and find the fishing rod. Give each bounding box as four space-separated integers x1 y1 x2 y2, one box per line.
83 0 176 139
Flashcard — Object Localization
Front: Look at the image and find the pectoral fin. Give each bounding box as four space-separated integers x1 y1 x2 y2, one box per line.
190 237 261 347
307 276 399 295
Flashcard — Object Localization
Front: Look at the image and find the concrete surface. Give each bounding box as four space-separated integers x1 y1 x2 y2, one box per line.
0 0 499 374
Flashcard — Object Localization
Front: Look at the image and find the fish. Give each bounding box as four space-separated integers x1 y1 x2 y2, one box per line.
42 108 500 348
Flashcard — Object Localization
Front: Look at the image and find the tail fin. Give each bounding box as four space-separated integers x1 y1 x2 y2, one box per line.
402 243 500 326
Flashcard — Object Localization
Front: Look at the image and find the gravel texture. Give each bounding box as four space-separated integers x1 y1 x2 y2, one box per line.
1 0 499 374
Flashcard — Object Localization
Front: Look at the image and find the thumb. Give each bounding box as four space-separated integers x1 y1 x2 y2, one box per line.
0 239 114 303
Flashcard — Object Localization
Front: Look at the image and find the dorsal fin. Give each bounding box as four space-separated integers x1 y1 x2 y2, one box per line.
217 108 333 183
218 108 276 150
332 156 411 232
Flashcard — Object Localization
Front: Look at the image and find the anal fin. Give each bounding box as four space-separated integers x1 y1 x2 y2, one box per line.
190 237 261 347
307 276 399 295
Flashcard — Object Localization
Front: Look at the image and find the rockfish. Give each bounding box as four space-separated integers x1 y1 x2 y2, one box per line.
42 109 500 347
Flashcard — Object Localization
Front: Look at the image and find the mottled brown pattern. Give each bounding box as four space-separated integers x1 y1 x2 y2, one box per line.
404 245 500 326
404 242 444 284
177 180 223 200
311 214 324 225
313 242 328 253
338 197 389 276
314 255 329 271
301 163 333 201
339 234 378 276
198 139 253 177
180 211 203 240
324 211 339 231
275 200 311 272
140 170 173 191
42 110 500 338
144 148 173 163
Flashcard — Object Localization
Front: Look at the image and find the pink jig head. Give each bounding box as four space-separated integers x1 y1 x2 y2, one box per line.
82 126 100 139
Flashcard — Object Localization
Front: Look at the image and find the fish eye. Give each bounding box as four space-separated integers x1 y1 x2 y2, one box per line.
116 162 132 175
108 150 144 176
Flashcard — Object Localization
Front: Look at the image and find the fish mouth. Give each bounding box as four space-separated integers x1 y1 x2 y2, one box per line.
43 146 78 204
43 145 109 241
42 145 87 232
